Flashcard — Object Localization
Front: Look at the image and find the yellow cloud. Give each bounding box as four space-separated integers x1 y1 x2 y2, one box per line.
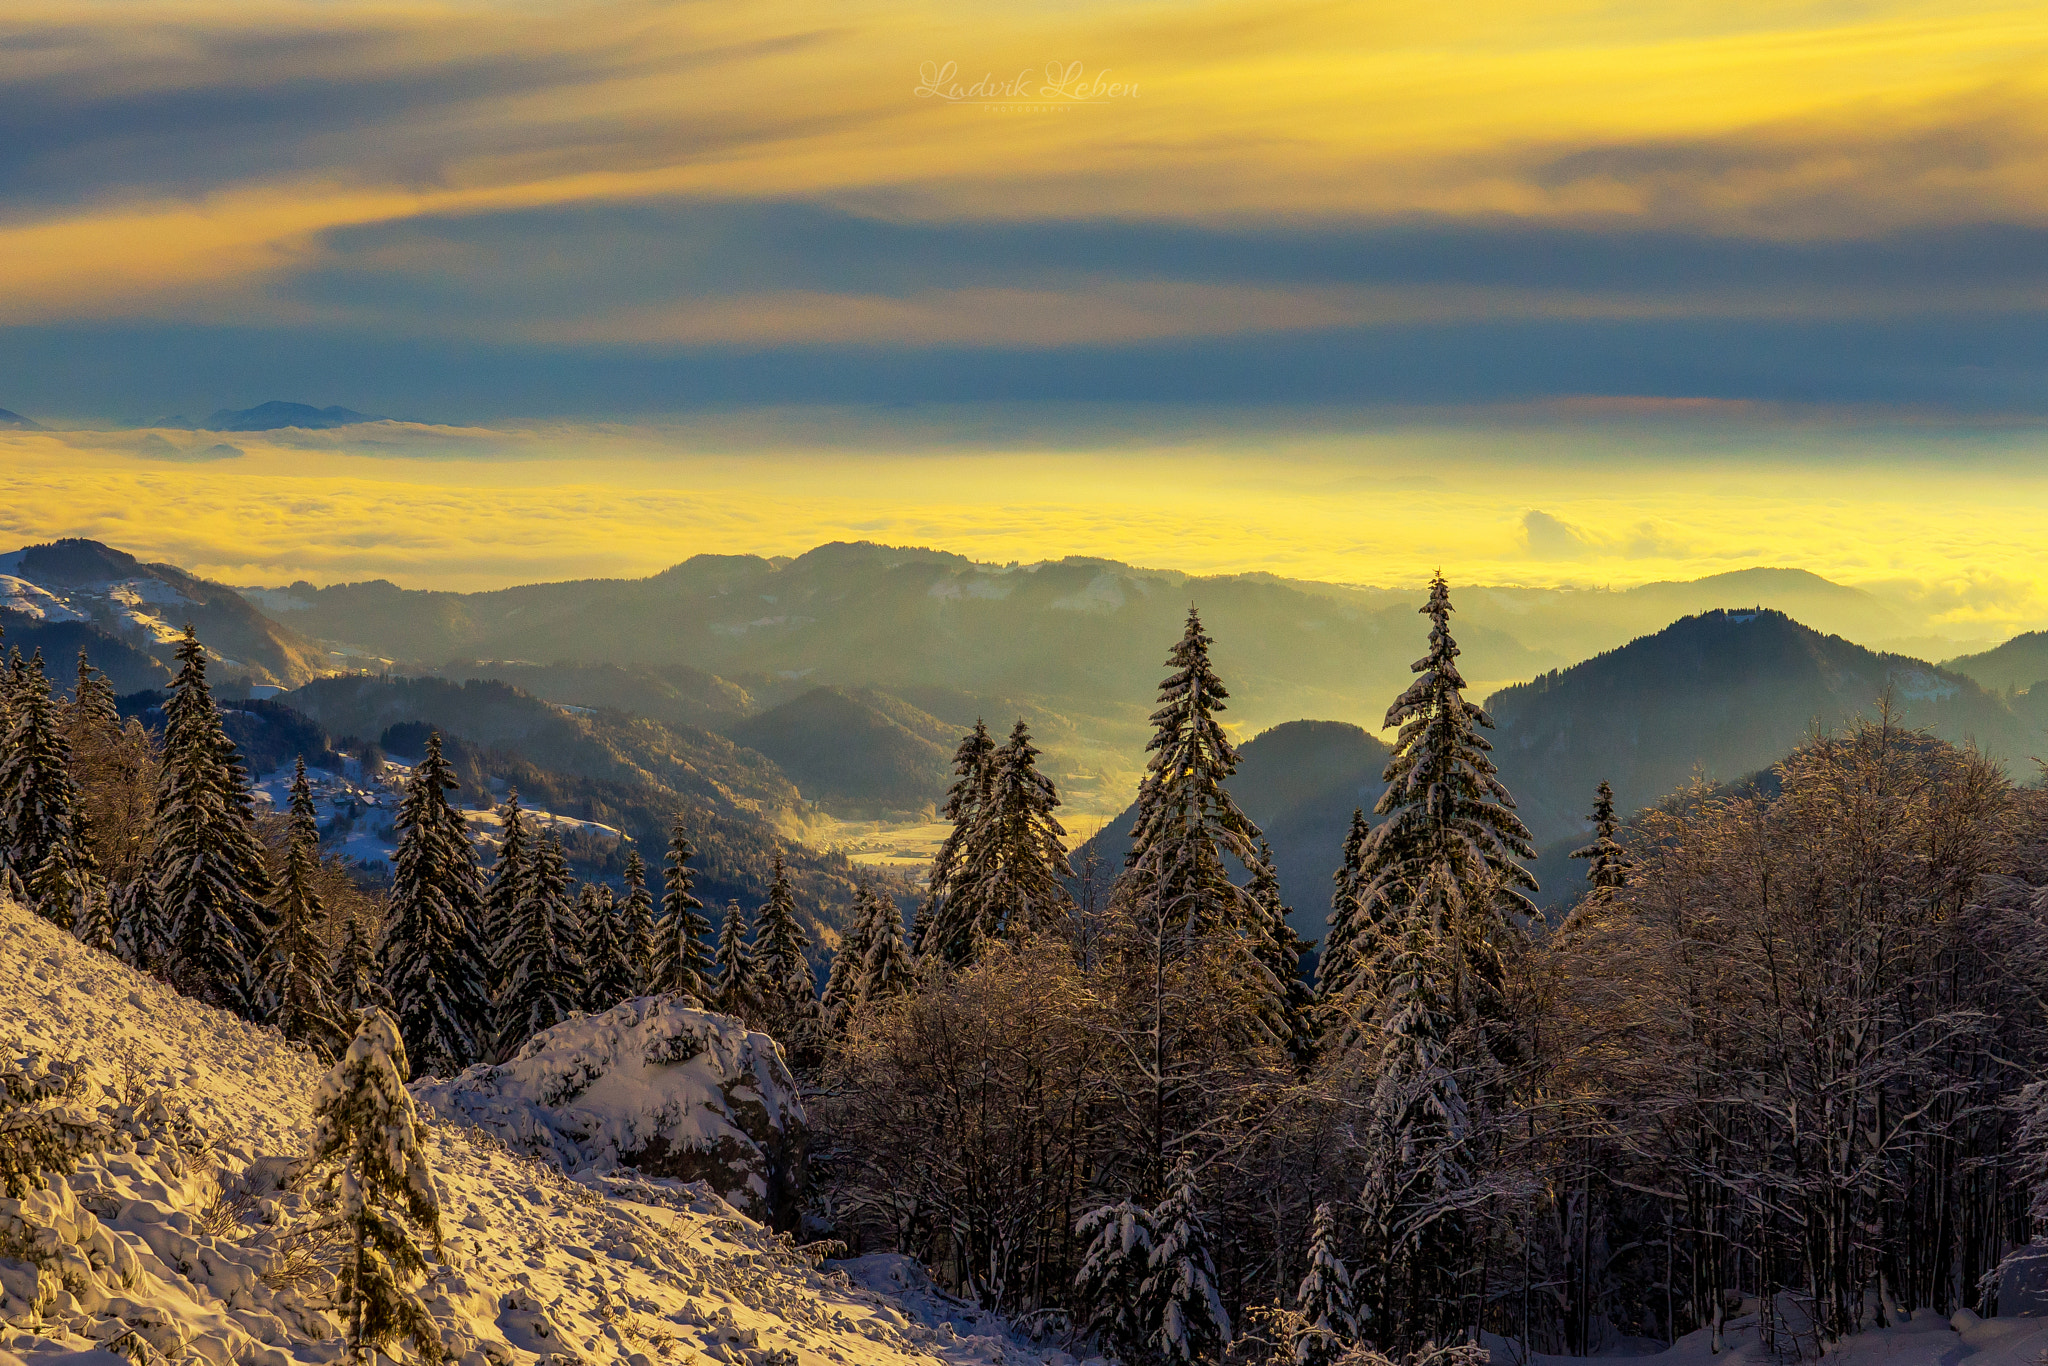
6 0 2048 328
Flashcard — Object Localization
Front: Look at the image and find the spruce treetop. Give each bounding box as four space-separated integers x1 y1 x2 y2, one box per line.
654 821 714 999
1369 572 1536 905
1571 780 1633 892
1120 608 1266 938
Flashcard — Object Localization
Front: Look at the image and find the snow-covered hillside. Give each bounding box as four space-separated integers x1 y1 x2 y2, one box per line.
0 898 1080 1366
249 760 622 873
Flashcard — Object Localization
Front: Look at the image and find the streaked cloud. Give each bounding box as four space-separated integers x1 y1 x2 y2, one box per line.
5 0 2048 360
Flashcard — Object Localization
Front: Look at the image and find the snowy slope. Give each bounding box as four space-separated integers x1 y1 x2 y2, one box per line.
0 898 1083 1366
248 759 621 873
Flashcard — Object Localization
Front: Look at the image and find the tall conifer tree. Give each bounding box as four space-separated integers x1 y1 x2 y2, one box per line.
331 909 391 1016
942 720 1073 957
652 824 714 998
1144 1154 1232 1366
379 731 493 1076
0 651 90 928
619 849 657 993
1330 575 1535 1040
820 881 878 1033
1119 609 1267 941
858 888 914 1006
914 721 995 958
753 854 820 1046
266 758 347 1057
712 898 755 1017
481 790 530 1000
1294 1202 1359 1366
582 882 634 1012
149 628 273 1015
498 835 582 1053
1571 780 1632 893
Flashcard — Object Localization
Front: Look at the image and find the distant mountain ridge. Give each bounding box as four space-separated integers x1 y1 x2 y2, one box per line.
153 400 385 431
0 406 42 430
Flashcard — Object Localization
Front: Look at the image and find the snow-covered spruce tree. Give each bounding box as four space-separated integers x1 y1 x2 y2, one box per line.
914 720 996 959
1249 841 1317 1069
332 908 393 1016
1074 1198 1158 1364
1337 574 1535 1045
1294 1202 1359 1366
379 731 493 1077
753 854 821 1046
619 848 657 994
149 627 275 1015
857 887 914 1006
1119 609 1269 944
1099 613 1293 1188
480 790 530 1001
0 649 91 928
712 898 756 1017
1145 1153 1231 1366
72 884 118 953
582 881 635 1012
299 1007 446 1366
1362 870 1469 1350
1316 809 1386 1016
946 720 1074 956
1570 780 1632 894
651 823 714 999
820 881 879 1033
266 758 348 1057
0 1054 114 1199
68 650 121 734
497 834 583 1055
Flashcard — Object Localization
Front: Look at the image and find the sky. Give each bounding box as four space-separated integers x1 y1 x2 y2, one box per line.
5 0 2048 617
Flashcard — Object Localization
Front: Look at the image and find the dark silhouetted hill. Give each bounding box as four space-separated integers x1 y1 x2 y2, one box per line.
200 401 383 430
1945 632 2048 693
1487 609 2040 845
722 685 956 815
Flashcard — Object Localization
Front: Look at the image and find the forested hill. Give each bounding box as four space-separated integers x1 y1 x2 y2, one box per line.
1487 608 2039 845
1946 629 2048 692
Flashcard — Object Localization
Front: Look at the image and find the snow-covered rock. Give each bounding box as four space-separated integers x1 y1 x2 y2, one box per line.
411 998 809 1229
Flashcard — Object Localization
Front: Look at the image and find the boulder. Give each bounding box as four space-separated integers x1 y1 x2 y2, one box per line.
414 998 807 1227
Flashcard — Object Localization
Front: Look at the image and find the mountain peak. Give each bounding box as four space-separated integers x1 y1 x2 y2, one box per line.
199 400 385 431
0 406 43 430
11 537 145 584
